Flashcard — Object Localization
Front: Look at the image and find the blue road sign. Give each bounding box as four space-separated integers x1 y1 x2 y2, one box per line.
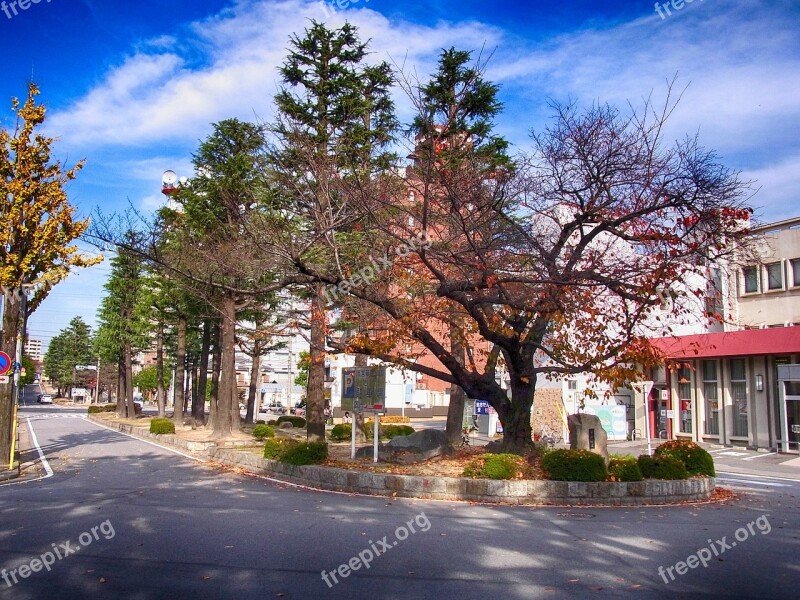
0 351 12 375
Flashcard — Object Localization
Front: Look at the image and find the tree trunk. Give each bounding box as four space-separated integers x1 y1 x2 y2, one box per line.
497 377 535 453
353 353 368 443
173 315 187 426
306 285 326 442
207 321 221 430
116 358 126 417
213 294 237 438
156 320 166 417
0 288 21 466
123 339 136 418
190 364 200 428
245 341 260 424
195 319 211 425
445 320 467 444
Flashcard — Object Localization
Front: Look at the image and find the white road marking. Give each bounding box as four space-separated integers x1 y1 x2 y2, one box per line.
0 418 55 487
87 419 205 462
716 477 792 488
742 452 778 461
718 451 749 457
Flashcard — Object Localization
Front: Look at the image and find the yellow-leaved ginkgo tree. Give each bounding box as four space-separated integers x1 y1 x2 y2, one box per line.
0 82 100 466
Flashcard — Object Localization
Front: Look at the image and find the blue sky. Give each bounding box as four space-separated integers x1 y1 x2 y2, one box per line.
1 0 798 349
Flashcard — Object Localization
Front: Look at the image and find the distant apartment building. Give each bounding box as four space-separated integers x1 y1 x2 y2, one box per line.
24 337 43 362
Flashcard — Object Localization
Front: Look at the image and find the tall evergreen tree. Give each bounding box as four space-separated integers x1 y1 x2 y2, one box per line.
94 243 149 418
270 20 397 441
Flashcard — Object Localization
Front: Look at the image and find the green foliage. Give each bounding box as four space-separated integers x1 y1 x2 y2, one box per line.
20 354 36 386
330 423 351 441
638 455 688 480
541 449 608 482
252 424 275 440
654 439 715 476
267 420 278 426
280 441 328 465
331 422 414 441
149 418 175 434
277 415 306 428
608 455 644 482
294 350 310 388
463 453 528 480
262 438 327 465
382 424 415 439
87 404 117 414
255 419 266 425
44 317 95 390
263 437 296 459
133 366 170 394
412 47 511 172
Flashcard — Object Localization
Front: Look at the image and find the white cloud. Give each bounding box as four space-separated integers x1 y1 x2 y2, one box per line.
47 0 798 222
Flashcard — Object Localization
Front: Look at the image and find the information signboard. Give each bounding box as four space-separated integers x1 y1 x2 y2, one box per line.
341 366 386 412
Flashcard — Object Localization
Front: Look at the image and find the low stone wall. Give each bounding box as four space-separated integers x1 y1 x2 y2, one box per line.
210 448 714 506
90 415 715 506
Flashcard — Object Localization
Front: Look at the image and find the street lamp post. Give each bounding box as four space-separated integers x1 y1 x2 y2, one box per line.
632 380 654 456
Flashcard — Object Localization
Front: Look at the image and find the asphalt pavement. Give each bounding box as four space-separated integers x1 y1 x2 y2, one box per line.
0 399 798 599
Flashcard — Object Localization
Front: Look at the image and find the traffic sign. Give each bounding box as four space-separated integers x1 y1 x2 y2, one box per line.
0 351 12 376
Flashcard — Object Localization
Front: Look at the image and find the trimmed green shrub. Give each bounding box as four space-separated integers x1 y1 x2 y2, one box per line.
608 455 644 482
654 439 715 476
277 415 307 428
330 423 352 441
281 441 328 465
262 438 327 465
88 404 114 414
255 419 266 425
382 424 415 439
267 420 278 426
463 453 528 480
263 437 298 459
252 424 275 440
149 418 175 435
638 454 688 480
541 449 607 482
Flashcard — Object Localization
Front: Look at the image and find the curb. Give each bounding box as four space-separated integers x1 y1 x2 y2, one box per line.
88 415 715 506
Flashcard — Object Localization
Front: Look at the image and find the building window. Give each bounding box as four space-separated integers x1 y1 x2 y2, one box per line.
791 258 800 287
702 360 719 435
742 266 759 294
765 262 783 291
567 380 577 390
705 268 724 320
678 364 693 434
730 359 749 437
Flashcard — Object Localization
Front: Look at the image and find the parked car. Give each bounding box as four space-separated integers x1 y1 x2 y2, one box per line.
38 394 53 404
266 402 285 414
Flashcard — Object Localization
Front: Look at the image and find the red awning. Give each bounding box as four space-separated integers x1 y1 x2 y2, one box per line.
649 326 800 359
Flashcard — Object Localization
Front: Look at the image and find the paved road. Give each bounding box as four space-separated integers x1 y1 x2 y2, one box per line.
0 407 797 599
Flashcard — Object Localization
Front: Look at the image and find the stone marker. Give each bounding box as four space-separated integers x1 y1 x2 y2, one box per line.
355 429 451 464
568 413 608 463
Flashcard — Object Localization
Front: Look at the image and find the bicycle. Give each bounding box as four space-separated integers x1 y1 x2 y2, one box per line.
538 427 562 448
